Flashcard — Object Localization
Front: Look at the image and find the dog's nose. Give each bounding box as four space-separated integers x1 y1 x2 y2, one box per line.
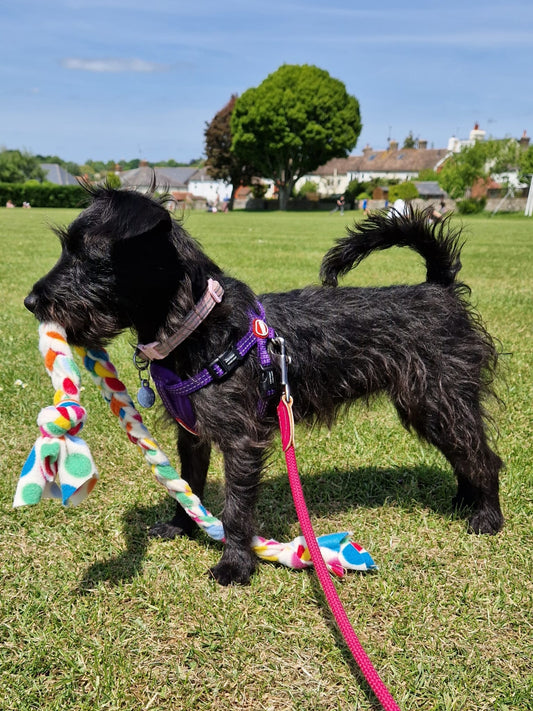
24 293 38 313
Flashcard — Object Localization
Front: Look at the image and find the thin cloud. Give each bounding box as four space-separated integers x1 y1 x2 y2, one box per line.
61 57 170 73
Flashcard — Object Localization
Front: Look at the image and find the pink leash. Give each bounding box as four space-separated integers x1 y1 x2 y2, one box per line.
277 393 401 711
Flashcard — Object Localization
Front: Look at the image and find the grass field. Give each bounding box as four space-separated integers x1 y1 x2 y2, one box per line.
0 206 531 710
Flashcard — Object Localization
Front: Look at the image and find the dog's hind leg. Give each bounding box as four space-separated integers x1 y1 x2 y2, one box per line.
394 395 504 534
451 444 504 534
209 442 264 585
149 427 211 539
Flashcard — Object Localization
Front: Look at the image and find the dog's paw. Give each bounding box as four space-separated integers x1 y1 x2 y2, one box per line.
468 507 504 535
148 521 194 540
209 554 256 586
452 492 476 511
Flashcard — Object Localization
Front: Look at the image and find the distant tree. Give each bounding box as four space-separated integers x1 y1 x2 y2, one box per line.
438 140 493 199
438 138 521 199
403 132 417 149
35 154 81 177
84 160 107 177
417 168 439 181
519 145 533 181
118 159 141 170
204 94 256 210
105 172 121 189
231 64 362 210
0 149 46 183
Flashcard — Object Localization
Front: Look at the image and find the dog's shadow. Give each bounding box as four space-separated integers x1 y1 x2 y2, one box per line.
77 463 457 593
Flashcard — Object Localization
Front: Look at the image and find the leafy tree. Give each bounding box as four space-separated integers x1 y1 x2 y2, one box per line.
438 143 488 199
204 94 255 210
105 172 121 189
403 132 416 149
0 149 46 183
438 138 522 199
518 145 533 181
231 64 361 209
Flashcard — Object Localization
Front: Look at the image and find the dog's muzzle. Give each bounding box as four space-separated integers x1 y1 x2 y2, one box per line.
24 293 38 313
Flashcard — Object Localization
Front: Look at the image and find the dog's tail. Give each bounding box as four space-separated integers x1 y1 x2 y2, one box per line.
320 206 464 287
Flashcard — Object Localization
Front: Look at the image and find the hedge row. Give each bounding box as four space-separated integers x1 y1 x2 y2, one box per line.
0 182 87 208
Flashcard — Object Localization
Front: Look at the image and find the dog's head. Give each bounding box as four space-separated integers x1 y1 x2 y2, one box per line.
24 187 215 347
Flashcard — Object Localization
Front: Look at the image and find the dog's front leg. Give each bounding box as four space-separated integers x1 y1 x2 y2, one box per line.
209 443 263 585
149 427 211 539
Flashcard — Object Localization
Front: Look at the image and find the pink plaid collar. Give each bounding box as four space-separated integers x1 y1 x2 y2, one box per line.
137 278 224 361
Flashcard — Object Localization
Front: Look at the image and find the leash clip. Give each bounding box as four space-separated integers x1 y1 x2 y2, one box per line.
133 348 156 408
270 337 291 402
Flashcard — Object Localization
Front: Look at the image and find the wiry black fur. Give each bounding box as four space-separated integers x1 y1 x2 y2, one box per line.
24 188 504 585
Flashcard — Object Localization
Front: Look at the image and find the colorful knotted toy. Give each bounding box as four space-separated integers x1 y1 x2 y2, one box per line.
15 323 376 576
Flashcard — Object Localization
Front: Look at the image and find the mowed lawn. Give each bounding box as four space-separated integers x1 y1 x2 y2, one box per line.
0 205 531 711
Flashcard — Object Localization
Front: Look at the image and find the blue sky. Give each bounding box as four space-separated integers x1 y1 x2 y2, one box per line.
2 0 532 164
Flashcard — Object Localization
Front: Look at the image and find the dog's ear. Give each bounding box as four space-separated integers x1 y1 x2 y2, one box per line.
105 189 173 242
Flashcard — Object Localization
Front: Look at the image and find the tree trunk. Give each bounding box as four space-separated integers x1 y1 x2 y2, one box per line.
278 182 293 210
229 183 237 211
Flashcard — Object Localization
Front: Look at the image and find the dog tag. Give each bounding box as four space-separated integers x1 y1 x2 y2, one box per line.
137 380 156 408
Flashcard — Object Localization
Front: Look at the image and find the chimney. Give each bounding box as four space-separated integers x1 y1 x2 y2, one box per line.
362 144 373 157
389 140 399 151
418 139 428 150
469 124 486 142
519 130 530 151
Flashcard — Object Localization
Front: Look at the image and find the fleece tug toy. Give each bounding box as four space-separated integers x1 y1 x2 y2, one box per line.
15 322 376 575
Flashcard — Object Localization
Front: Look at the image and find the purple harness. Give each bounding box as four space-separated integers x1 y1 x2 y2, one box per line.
150 302 276 435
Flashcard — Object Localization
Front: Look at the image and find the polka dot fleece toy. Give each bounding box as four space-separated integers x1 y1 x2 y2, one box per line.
15 323 376 576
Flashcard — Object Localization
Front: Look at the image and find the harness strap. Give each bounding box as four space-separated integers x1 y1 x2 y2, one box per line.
150 302 276 433
137 278 224 361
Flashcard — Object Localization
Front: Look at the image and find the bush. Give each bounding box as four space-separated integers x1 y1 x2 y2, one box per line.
296 180 319 199
457 197 486 214
388 181 419 202
0 182 87 208
251 183 268 199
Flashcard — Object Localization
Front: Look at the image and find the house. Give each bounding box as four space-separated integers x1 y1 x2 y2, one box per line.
295 141 450 197
186 166 233 204
447 123 487 153
40 163 78 186
119 162 231 207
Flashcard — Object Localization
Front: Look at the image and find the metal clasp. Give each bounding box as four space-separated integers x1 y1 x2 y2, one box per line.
133 347 150 373
270 337 291 402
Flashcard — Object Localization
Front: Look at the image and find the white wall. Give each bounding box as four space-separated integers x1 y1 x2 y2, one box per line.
187 179 232 202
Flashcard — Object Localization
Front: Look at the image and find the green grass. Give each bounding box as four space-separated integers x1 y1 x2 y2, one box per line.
0 207 532 710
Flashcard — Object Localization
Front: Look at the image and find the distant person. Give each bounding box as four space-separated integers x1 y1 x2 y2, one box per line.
431 200 447 221
6 199 15 208
390 198 407 216
22 201 31 209
331 195 345 215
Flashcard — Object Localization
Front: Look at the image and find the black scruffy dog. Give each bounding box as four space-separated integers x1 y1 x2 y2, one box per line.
24 187 503 585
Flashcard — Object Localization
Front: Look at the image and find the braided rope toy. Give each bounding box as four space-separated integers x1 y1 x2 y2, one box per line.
15 323 376 576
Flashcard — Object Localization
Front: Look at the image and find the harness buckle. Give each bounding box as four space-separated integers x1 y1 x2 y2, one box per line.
206 345 244 379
